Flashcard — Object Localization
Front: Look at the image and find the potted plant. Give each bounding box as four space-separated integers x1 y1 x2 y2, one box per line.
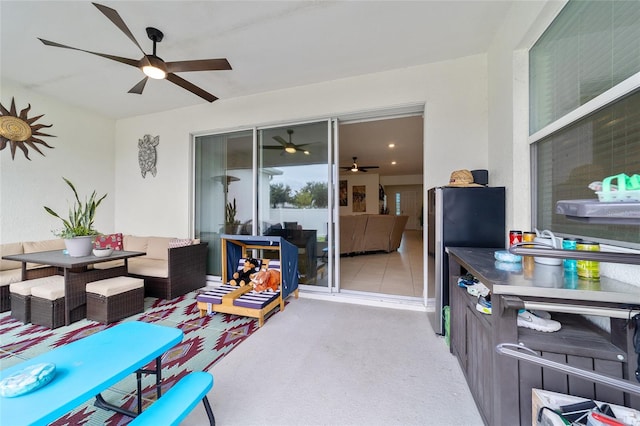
44 177 107 257
225 198 241 234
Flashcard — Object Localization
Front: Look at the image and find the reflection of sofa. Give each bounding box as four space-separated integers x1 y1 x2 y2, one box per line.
340 215 408 255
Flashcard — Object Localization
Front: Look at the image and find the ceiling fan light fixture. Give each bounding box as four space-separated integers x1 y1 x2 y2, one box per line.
285 146 297 154
342 156 378 173
141 55 167 79
303 150 310 155
142 65 166 79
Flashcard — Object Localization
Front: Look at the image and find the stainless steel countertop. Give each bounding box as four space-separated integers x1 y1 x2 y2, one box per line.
446 247 640 305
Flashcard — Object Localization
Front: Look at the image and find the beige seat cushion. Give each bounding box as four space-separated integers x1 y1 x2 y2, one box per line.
30 278 65 300
10 275 64 296
0 242 24 271
146 237 173 261
22 239 65 253
86 276 144 297
23 239 66 269
128 258 168 278
92 259 126 270
1 269 23 287
123 235 148 253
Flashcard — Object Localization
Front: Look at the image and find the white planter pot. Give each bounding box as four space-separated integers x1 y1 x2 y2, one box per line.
64 236 94 257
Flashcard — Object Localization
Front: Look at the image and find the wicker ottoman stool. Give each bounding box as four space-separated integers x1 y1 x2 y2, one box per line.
9 275 64 323
86 276 144 324
30 278 67 329
1 283 10 313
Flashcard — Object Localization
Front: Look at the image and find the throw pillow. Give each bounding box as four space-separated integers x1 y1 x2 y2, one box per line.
168 238 193 248
94 233 123 251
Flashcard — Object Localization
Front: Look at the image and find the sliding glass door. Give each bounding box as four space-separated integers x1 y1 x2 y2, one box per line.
194 120 336 290
257 121 332 289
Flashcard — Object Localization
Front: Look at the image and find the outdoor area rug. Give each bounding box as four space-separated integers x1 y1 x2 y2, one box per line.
0 290 273 425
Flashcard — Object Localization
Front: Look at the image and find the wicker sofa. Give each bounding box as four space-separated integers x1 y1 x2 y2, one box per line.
0 239 66 312
93 234 208 300
1 234 208 316
339 215 409 255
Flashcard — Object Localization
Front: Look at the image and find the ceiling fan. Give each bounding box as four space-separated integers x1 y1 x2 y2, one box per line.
341 157 380 172
38 2 231 102
263 129 317 155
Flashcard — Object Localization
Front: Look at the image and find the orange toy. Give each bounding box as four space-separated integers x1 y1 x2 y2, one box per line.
251 269 281 293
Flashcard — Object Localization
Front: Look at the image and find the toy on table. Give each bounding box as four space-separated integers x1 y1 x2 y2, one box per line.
251 269 281 293
230 258 259 286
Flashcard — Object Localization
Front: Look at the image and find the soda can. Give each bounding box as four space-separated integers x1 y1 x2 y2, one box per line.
523 232 536 244
576 241 600 279
509 230 522 247
562 238 578 272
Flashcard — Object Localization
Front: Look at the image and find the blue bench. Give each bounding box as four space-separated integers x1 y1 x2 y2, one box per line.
128 371 215 426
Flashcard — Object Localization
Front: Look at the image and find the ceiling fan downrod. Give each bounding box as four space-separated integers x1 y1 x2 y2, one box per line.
146 27 163 56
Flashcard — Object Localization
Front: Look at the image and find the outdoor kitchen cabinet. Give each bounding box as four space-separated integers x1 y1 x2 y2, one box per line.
446 247 640 426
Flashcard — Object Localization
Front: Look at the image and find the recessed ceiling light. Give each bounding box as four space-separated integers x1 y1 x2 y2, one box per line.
391 161 397 165
388 143 395 148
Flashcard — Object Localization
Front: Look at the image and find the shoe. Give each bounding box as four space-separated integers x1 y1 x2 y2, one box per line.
457 273 478 287
531 310 552 320
517 310 561 332
467 282 490 297
476 294 492 315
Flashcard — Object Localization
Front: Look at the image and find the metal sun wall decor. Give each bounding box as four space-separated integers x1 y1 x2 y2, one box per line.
0 97 55 160
138 134 159 178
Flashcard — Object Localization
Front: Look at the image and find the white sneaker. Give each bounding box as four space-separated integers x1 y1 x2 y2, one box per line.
517 310 561 332
467 282 490 297
531 310 552 320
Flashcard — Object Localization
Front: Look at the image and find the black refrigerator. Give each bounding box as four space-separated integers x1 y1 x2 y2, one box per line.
427 186 505 335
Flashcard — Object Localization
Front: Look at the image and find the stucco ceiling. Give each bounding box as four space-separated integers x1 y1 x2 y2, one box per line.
1 1 515 176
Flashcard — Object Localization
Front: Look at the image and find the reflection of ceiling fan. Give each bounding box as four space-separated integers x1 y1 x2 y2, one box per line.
341 157 379 172
264 129 316 155
38 3 231 102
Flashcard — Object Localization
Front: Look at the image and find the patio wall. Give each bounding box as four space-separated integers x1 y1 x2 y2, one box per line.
0 81 116 243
